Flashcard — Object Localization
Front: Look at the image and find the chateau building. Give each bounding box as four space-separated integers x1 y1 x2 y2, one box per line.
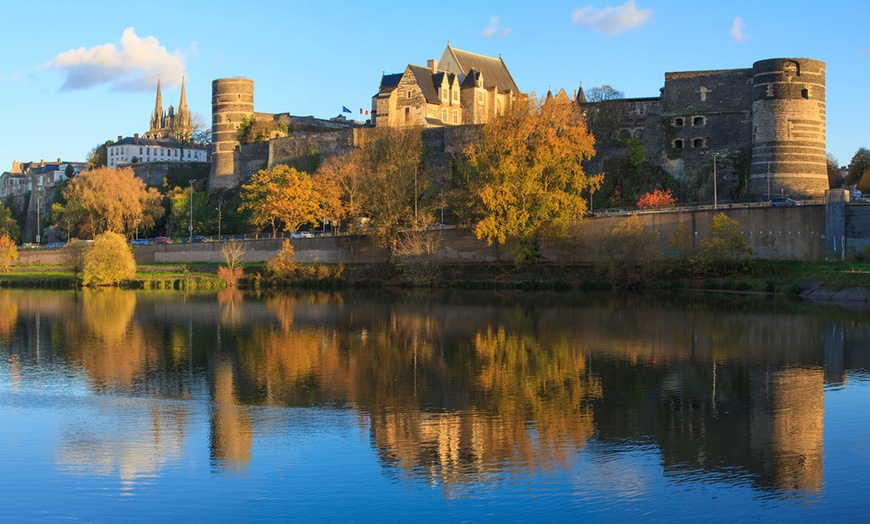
373 44 524 128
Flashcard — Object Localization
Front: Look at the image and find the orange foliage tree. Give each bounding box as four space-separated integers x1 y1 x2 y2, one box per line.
462 98 600 263
239 164 322 234
636 189 676 210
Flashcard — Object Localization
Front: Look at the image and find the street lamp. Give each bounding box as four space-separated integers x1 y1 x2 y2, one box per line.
712 153 719 209
217 198 222 240
35 185 42 245
189 179 195 242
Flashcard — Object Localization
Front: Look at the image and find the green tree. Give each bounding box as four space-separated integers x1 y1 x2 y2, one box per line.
59 166 164 238
85 140 113 170
237 116 289 144
698 213 752 267
846 148 870 187
0 203 22 243
462 97 599 263
82 231 136 286
239 165 321 234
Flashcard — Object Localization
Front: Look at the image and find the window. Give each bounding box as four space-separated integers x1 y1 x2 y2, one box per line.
673 139 684 149
674 117 684 127
441 108 448 122
404 107 410 123
801 88 809 99
693 116 705 126
408 90 412 99
139 147 143 154
477 91 484 103
453 91 458 102
692 138 705 148
452 110 458 124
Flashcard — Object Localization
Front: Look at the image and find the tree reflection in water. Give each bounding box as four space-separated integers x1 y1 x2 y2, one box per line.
0 289 859 500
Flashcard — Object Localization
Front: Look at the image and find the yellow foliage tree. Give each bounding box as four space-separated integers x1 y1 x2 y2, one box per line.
463 98 600 263
60 166 164 238
0 234 17 272
266 239 297 280
239 165 321 234
82 231 137 286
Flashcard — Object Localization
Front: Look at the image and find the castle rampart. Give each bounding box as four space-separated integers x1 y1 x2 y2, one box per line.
210 78 255 188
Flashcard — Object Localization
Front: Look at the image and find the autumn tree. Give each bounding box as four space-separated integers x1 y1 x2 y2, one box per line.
315 150 365 232
239 164 321 234
637 189 676 210
82 231 136 286
462 97 599 264
58 166 164 238
0 234 17 272
357 127 426 247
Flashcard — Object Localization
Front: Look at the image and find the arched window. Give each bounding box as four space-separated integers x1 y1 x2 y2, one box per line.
673 139 684 149
692 138 705 148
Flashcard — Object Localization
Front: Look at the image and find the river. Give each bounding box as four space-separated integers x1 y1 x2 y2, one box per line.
0 288 868 521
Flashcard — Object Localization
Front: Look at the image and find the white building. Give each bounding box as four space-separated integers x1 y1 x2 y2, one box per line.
108 134 209 169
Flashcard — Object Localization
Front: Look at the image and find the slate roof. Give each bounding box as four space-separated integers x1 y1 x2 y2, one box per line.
443 45 520 93
408 65 441 104
379 73 403 89
111 136 208 151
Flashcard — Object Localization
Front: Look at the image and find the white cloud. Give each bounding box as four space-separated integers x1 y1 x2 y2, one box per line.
731 17 748 44
479 17 512 39
571 1 652 35
47 27 185 92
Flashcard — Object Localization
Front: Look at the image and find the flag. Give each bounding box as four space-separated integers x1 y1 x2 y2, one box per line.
360 108 369 116
342 106 351 113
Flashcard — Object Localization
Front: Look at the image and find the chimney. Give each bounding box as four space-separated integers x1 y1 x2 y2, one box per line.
118 135 122 142
134 133 139 144
427 59 437 73
57 158 61 163
12 160 19 173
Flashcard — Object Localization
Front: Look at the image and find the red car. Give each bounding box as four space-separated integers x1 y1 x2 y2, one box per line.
155 236 172 244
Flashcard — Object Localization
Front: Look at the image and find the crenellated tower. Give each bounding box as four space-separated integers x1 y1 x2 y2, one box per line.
749 58 828 197
209 77 255 188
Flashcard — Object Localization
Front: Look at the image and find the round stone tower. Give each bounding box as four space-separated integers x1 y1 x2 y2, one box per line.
749 58 827 198
210 78 255 188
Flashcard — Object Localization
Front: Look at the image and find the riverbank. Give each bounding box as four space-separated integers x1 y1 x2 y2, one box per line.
3 260 870 302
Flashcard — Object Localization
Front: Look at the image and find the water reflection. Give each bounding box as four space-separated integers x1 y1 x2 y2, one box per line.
0 289 867 503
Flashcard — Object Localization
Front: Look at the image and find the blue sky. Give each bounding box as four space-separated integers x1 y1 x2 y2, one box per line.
2 0 868 172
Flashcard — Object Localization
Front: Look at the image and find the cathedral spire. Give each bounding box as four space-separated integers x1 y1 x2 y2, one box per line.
150 77 164 133
178 74 187 111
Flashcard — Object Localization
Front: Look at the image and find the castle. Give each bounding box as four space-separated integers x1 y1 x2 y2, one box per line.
209 54 828 200
372 43 524 128
580 58 828 199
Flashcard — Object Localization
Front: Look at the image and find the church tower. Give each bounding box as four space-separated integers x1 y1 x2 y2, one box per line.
149 77 164 134
174 75 192 142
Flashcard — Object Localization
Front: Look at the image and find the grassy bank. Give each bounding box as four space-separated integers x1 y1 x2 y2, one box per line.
3 260 870 296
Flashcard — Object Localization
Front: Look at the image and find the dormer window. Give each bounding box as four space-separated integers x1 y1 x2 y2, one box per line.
674 117 684 127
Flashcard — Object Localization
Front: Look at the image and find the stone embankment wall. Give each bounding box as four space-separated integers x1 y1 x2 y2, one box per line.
16 201 846 267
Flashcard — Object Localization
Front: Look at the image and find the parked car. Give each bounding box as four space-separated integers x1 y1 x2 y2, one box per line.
291 231 314 239
769 197 798 207
191 235 207 243
131 238 152 246
46 242 66 249
154 236 172 244
602 208 630 217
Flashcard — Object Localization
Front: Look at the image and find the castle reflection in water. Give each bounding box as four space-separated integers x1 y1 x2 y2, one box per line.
1 289 867 499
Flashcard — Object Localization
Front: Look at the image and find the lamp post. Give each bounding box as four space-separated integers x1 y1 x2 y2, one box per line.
217 198 222 240
35 186 42 245
188 179 195 242
712 153 719 209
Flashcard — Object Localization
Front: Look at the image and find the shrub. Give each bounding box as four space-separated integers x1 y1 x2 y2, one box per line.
637 189 676 210
82 231 136 286
217 265 244 287
266 239 297 280
0 234 17 272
